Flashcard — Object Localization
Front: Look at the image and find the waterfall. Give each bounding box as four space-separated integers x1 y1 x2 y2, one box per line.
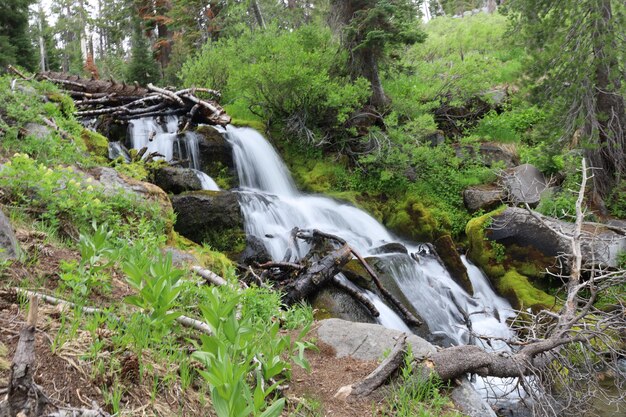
126 116 219 190
222 125 514 347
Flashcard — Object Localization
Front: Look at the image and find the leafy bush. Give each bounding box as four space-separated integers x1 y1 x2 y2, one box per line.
182 25 369 143
0 153 168 243
607 180 626 219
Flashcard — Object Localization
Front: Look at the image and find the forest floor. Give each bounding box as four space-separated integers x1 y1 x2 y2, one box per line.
0 226 403 417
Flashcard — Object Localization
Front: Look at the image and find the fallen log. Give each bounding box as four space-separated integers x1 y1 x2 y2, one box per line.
334 334 407 399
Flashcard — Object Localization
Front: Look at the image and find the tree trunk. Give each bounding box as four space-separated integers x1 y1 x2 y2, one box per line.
250 0 267 30
588 0 626 199
359 50 391 110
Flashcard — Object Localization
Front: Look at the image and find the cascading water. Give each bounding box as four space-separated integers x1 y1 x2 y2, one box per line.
222 125 514 347
127 116 219 190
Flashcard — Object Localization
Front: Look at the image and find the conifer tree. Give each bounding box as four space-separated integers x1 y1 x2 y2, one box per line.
126 23 159 85
0 0 37 71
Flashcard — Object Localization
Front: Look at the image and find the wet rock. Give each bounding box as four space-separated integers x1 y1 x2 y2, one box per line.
489 207 626 269
238 235 271 265
311 289 377 325
450 378 498 417
316 318 436 361
370 242 408 255
171 191 246 256
463 185 505 212
502 164 547 206
426 130 445 147
195 125 237 189
153 167 203 194
0 209 20 260
434 235 472 295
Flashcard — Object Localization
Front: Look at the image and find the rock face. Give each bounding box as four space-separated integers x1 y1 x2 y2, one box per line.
0 209 20 260
22 123 51 140
153 167 203 194
450 379 498 417
463 185 505 212
489 207 626 269
502 164 547 206
195 126 237 189
171 191 246 255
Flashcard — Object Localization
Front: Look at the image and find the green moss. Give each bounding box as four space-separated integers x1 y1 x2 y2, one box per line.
386 196 439 242
465 207 506 278
230 118 266 132
499 270 555 311
80 129 109 160
46 92 75 116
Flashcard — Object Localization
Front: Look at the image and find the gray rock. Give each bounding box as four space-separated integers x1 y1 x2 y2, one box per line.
162 246 198 267
0 209 20 260
489 207 626 269
450 379 498 417
426 130 445 147
316 318 436 362
171 191 245 254
463 185 505 212
503 164 547 206
23 123 51 140
153 167 203 194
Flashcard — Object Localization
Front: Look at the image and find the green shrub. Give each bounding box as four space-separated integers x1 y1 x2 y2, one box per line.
0 153 168 244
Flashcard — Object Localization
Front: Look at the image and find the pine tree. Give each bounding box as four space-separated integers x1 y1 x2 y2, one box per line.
507 0 626 200
126 23 159 85
330 0 426 110
0 0 37 71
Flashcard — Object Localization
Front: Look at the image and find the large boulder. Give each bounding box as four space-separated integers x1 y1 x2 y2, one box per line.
91 167 172 216
171 191 246 256
316 318 436 361
0 209 20 260
489 207 626 269
195 126 238 189
450 379 498 417
238 235 271 265
502 164 547 206
153 167 202 194
463 184 505 212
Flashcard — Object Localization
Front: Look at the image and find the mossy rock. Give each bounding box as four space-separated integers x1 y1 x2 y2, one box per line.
46 92 75 116
466 207 556 310
385 196 439 242
80 129 109 160
499 270 555 311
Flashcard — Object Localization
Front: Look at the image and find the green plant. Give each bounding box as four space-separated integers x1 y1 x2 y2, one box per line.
60 222 117 297
123 250 185 336
192 286 313 417
381 347 456 417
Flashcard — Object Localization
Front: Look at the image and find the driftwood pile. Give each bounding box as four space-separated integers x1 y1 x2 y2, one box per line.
36 72 230 127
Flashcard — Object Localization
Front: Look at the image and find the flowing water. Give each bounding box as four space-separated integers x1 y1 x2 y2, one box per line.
127 117 219 190
221 125 514 346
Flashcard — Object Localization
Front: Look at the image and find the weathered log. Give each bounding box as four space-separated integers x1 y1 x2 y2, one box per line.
282 244 353 305
335 334 407 398
0 296 47 417
299 229 422 326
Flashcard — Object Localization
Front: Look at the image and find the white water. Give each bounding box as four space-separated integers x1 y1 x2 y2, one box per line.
127 117 219 190
222 125 514 347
